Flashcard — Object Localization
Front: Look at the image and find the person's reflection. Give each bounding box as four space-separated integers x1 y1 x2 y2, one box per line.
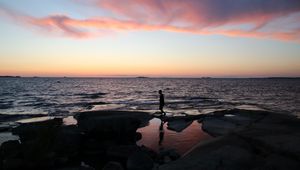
159 120 165 146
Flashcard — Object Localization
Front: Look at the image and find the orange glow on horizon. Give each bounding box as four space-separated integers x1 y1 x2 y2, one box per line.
1 63 299 78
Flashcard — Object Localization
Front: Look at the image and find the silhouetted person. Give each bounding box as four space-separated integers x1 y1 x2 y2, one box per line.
159 120 165 145
159 90 166 116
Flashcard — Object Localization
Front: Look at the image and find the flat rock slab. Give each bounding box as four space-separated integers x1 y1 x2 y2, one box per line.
76 110 152 128
200 109 269 137
158 135 257 170
159 133 300 170
201 118 238 137
12 118 62 141
239 113 300 159
222 114 256 125
159 109 300 170
167 120 193 132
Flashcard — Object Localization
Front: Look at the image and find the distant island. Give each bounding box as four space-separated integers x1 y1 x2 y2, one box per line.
136 76 149 78
266 77 300 79
0 76 21 78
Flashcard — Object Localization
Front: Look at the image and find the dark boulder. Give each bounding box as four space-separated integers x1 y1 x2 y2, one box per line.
12 118 62 142
76 111 152 129
107 145 140 159
0 140 21 159
77 112 143 144
8 118 85 169
53 125 82 158
127 151 154 170
102 161 124 170
2 158 25 170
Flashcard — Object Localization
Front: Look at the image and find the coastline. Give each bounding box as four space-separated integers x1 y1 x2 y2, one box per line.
0 109 299 169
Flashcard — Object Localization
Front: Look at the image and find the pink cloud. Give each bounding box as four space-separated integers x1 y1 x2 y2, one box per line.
98 0 300 28
1 0 300 41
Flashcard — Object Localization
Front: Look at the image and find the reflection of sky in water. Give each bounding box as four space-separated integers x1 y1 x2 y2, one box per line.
137 118 212 154
0 78 299 116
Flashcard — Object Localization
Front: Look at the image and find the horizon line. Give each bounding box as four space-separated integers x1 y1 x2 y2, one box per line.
1 75 299 79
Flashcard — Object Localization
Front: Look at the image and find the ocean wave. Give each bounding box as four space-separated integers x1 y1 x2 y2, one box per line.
76 92 107 99
0 101 14 110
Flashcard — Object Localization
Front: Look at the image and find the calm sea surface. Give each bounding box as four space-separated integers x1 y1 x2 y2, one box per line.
0 78 299 117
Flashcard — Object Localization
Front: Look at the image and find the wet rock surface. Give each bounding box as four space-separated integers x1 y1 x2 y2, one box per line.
167 120 193 132
1 109 299 170
201 118 237 136
159 109 300 170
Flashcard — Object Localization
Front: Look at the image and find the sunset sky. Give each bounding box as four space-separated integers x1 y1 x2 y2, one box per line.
0 0 300 77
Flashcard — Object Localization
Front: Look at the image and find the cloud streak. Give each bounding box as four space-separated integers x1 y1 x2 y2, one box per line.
99 0 300 27
1 0 300 41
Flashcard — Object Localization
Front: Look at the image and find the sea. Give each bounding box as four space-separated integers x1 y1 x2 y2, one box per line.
0 77 299 117
1 77 300 153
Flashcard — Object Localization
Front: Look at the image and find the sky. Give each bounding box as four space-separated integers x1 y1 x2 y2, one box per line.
0 0 300 77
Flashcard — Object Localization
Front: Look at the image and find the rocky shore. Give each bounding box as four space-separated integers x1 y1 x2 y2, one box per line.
160 109 300 170
0 109 299 170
